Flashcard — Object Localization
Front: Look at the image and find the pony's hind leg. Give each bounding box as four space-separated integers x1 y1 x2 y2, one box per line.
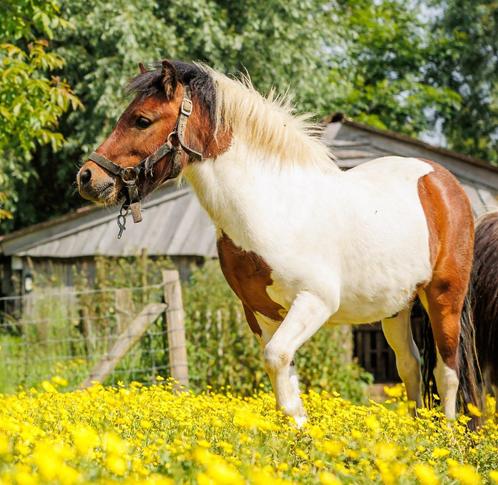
419 286 462 419
416 159 474 420
382 305 422 408
263 291 333 426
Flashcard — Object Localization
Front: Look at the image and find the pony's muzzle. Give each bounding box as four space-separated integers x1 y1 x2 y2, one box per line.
77 162 118 203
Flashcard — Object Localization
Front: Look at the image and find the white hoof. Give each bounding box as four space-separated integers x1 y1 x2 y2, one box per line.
293 415 307 428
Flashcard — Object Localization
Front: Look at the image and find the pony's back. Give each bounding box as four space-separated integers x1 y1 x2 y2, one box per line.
473 211 498 395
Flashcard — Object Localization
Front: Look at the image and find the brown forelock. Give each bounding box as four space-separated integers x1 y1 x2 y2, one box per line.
473 212 498 386
217 233 285 337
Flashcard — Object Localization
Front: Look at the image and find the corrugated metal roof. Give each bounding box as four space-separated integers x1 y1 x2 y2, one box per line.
1 182 217 258
2 120 497 259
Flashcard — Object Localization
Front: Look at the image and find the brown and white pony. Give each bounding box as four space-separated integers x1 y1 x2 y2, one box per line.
77 60 479 425
472 211 498 405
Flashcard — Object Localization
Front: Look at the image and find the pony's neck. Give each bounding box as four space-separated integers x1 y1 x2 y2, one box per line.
205 67 338 170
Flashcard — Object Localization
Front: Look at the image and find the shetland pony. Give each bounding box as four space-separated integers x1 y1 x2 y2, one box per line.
77 60 479 425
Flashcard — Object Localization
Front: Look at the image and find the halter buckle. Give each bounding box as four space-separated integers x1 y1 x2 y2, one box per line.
181 98 193 116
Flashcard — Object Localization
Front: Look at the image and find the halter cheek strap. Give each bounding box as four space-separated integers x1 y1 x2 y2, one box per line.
87 87 202 238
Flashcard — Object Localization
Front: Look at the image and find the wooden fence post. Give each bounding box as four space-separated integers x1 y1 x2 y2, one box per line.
162 270 189 389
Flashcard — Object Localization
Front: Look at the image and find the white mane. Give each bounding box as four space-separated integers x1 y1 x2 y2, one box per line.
199 65 336 169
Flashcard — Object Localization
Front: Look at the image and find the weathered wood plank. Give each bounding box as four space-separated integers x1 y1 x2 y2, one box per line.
163 270 189 388
80 302 166 388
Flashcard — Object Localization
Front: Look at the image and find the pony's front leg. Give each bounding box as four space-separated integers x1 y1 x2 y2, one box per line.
264 291 333 426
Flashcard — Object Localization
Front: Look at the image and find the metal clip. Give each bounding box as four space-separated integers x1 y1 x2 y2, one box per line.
117 205 128 239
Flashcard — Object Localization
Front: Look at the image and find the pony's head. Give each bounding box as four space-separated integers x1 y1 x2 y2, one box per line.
78 59 334 209
77 60 228 206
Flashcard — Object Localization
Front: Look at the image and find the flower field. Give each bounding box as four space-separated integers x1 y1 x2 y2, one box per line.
0 381 497 484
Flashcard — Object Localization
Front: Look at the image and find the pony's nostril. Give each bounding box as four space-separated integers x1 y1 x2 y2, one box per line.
80 169 92 185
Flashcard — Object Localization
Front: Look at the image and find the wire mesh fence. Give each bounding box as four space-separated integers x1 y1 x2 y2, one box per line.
0 284 170 393
0 264 369 401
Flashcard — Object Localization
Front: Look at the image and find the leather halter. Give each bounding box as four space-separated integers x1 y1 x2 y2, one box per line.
87 87 202 238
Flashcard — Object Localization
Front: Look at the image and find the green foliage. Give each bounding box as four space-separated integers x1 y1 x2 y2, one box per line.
0 0 80 222
3 0 496 231
322 1 462 136
426 0 498 163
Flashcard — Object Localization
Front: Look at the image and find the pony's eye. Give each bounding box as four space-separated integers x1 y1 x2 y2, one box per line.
135 117 152 129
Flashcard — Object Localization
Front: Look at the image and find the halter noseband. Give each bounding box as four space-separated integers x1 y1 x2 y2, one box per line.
87 87 202 238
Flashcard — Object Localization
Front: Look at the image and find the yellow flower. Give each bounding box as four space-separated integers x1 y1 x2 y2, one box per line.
448 464 481 485
0 433 10 455
102 432 129 455
147 474 174 484
32 444 60 481
106 454 127 476
365 415 380 431
431 448 450 459
40 381 57 393
374 442 398 461
467 403 482 417
197 472 215 485
197 439 210 448
319 471 341 485
413 464 439 485
141 419 152 430
295 448 308 460
57 464 80 485
489 471 498 484
321 440 343 456
50 376 68 387
384 384 404 398
205 460 244 485
72 426 99 456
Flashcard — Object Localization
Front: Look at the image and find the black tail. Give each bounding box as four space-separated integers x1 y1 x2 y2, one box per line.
421 306 436 408
420 290 482 428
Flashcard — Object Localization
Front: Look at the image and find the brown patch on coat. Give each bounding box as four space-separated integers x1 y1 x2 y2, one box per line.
217 233 285 336
417 159 474 369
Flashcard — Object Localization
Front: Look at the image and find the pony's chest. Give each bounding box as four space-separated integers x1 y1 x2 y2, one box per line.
217 232 287 329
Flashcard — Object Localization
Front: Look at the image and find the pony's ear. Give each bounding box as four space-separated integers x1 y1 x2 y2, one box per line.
161 60 178 99
138 62 147 74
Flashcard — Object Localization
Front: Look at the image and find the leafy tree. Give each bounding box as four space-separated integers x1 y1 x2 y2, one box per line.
0 1 80 222
426 0 497 163
11 0 337 229
320 0 461 136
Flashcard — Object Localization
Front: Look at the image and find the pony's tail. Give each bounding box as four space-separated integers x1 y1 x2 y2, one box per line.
421 305 436 408
420 290 482 428
457 289 482 429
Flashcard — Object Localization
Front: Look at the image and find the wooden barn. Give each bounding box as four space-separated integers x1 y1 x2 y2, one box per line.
1 115 497 382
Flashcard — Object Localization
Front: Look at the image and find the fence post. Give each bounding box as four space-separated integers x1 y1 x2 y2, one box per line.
162 270 189 389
